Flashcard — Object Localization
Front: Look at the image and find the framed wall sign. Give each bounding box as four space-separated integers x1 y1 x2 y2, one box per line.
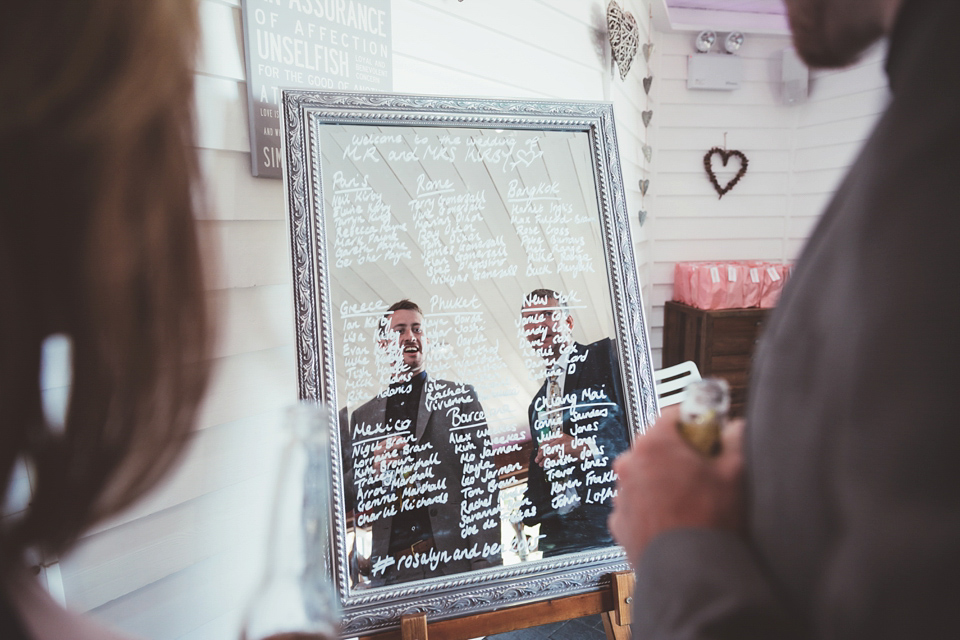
241 0 392 178
281 91 657 635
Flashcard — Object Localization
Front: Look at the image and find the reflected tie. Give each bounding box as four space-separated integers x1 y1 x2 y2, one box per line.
544 368 580 515
546 368 563 437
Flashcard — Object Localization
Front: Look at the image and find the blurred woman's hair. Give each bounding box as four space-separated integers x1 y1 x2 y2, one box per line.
0 0 211 567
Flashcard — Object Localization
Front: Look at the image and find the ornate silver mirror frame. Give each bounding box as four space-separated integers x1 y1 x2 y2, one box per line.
280 91 658 636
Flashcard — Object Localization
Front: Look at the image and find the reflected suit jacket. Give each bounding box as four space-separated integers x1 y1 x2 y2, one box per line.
633 1 960 638
349 374 500 583
523 338 630 555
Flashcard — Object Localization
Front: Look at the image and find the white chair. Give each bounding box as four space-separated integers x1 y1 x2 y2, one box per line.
653 361 702 408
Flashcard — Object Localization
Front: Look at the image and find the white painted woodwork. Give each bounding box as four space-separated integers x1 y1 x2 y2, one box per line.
199 149 286 221
200 220 290 290
194 74 251 153
647 31 888 367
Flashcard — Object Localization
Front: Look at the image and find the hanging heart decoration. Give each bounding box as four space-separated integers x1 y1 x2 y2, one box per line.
639 179 650 196
607 1 640 81
642 110 653 127
643 42 655 62
638 209 648 226
643 76 653 95
642 144 653 163
703 147 749 198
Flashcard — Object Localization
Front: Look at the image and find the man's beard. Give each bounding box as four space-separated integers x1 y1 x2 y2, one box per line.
786 0 888 68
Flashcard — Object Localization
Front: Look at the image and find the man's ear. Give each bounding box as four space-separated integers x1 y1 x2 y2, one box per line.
565 314 575 332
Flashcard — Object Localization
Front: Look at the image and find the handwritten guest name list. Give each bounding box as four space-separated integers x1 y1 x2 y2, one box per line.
333 130 596 288
326 125 619 582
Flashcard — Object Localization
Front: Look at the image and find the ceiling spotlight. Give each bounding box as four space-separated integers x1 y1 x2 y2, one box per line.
725 32 745 54
695 30 716 53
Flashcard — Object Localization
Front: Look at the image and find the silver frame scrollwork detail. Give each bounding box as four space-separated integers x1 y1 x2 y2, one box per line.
280 91 658 635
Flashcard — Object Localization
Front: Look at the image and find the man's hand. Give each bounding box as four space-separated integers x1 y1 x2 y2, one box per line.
608 406 746 569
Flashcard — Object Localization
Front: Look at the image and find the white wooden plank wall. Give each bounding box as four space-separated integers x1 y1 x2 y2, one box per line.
647 32 889 367
56 1 653 638
648 31 796 365
790 43 889 257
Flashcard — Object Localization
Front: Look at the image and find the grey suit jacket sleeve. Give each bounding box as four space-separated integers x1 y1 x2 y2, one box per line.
634 530 796 640
634 437 960 640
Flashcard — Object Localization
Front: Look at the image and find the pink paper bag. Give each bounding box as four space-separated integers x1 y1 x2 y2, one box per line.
721 263 746 309
672 262 693 305
759 263 786 308
740 261 764 308
693 263 728 310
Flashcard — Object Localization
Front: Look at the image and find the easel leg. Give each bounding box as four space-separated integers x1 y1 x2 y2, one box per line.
400 612 428 640
601 611 631 640
602 570 634 640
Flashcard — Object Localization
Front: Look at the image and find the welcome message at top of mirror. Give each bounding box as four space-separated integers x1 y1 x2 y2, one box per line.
241 0 392 178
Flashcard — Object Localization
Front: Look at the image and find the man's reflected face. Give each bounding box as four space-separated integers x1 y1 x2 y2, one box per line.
521 297 573 364
387 309 426 375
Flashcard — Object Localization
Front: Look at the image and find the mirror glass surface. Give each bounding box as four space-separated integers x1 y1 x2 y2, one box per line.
323 124 627 586
281 92 657 635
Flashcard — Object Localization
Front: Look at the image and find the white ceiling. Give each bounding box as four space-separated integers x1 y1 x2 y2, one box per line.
667 0 786 15
655 0 790 35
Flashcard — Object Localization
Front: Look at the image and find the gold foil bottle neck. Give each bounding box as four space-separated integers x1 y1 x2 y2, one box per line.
677 379 730 456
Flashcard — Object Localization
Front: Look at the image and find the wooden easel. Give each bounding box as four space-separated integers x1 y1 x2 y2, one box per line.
358 570 634 640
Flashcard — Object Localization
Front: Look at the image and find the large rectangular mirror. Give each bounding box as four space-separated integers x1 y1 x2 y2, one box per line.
281 91 658 635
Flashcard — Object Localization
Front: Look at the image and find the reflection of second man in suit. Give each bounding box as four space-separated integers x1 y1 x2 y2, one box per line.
348 299 501 586
519 289 630 557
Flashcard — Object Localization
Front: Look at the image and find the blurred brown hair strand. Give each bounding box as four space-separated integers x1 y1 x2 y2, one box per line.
0 0 212 567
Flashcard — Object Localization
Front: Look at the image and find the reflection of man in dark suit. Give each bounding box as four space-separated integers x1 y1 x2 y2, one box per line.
348 300 501 586
519 289 630 557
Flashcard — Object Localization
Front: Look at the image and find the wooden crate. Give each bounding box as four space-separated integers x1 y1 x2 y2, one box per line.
662 301 769 417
